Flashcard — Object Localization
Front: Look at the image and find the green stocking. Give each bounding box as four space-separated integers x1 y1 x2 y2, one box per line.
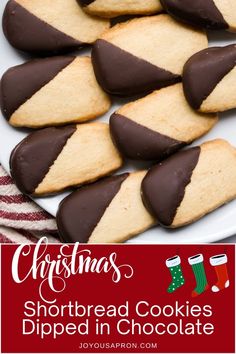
188 254 209 297
166 256 185 293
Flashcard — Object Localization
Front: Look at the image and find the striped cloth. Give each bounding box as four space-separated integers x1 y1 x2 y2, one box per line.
0 165 59 244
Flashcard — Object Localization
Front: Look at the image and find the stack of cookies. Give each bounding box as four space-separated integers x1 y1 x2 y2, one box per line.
1 0 236 243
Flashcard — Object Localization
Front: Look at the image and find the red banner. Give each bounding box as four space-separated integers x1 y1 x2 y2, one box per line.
1 240 235 353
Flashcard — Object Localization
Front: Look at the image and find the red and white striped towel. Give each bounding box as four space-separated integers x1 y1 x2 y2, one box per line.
0 164 59 244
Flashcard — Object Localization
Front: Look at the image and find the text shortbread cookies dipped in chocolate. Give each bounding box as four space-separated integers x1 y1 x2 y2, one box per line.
0 56 111 128
183 45 236 113
160 0 236 32
78 0 162 18
2 0 110 54
10 123 122 196
92 15 208 96
57 171 156 243
142 139 236 227
110 84 218 161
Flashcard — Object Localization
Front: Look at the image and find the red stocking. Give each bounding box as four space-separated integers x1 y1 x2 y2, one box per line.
210 254 229 292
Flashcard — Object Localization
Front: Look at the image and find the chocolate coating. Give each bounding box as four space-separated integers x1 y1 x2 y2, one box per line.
10 126 76 195
110 113 186 161
92 39 180 96
183 45 236 110
161 0 228 30
78 0 95 6
57 173 129 243
3 0 82 54
142 146 200 226
0 56 74 120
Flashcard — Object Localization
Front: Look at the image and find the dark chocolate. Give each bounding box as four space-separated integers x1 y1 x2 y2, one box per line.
160 0 228 30
183 44 236 110
3 0 82 54
110 113 186 161
0 56 75 120
92 39 180 96
57 173 129 243
78 0 95 6
10 126 76 195
142 146 200 226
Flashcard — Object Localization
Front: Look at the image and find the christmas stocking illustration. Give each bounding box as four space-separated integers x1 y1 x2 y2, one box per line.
166 255 185 293
210 254 230 292
188 254 209 297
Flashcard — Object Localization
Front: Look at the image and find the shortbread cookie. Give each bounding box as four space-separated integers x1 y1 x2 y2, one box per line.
110 84 217 160
183 45 236 113
161 0 236 32
3 0 110 54
0 56 111 128
57 171 156 243
10 123 122 196
142 139 236 228
78 0 162 18
92 15 208 96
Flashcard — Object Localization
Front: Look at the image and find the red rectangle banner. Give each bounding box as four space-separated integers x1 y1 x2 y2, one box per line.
1 240 235 353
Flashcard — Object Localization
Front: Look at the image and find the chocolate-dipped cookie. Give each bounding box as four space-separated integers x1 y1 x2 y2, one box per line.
57 171 156 243
10 123 122 196
142 139 236 228
183 45 236 113
161 0 236 32
110 84 217 160
92 15 208 96
0 56 111 128
78 0 162 18
3 0 110 54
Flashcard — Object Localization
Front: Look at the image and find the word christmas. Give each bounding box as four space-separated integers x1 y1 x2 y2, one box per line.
11 238 134 302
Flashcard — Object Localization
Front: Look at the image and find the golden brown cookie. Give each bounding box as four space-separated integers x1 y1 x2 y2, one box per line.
57 171 156 243
161 0 236 32
142 139 236 227
3 0 110 53
10 123 122 196
0 56 111 128
183 45 236 113
110 84 217 160
79 0 162 18
92 15 208 96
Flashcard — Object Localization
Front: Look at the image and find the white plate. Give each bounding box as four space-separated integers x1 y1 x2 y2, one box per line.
1 0 236 243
